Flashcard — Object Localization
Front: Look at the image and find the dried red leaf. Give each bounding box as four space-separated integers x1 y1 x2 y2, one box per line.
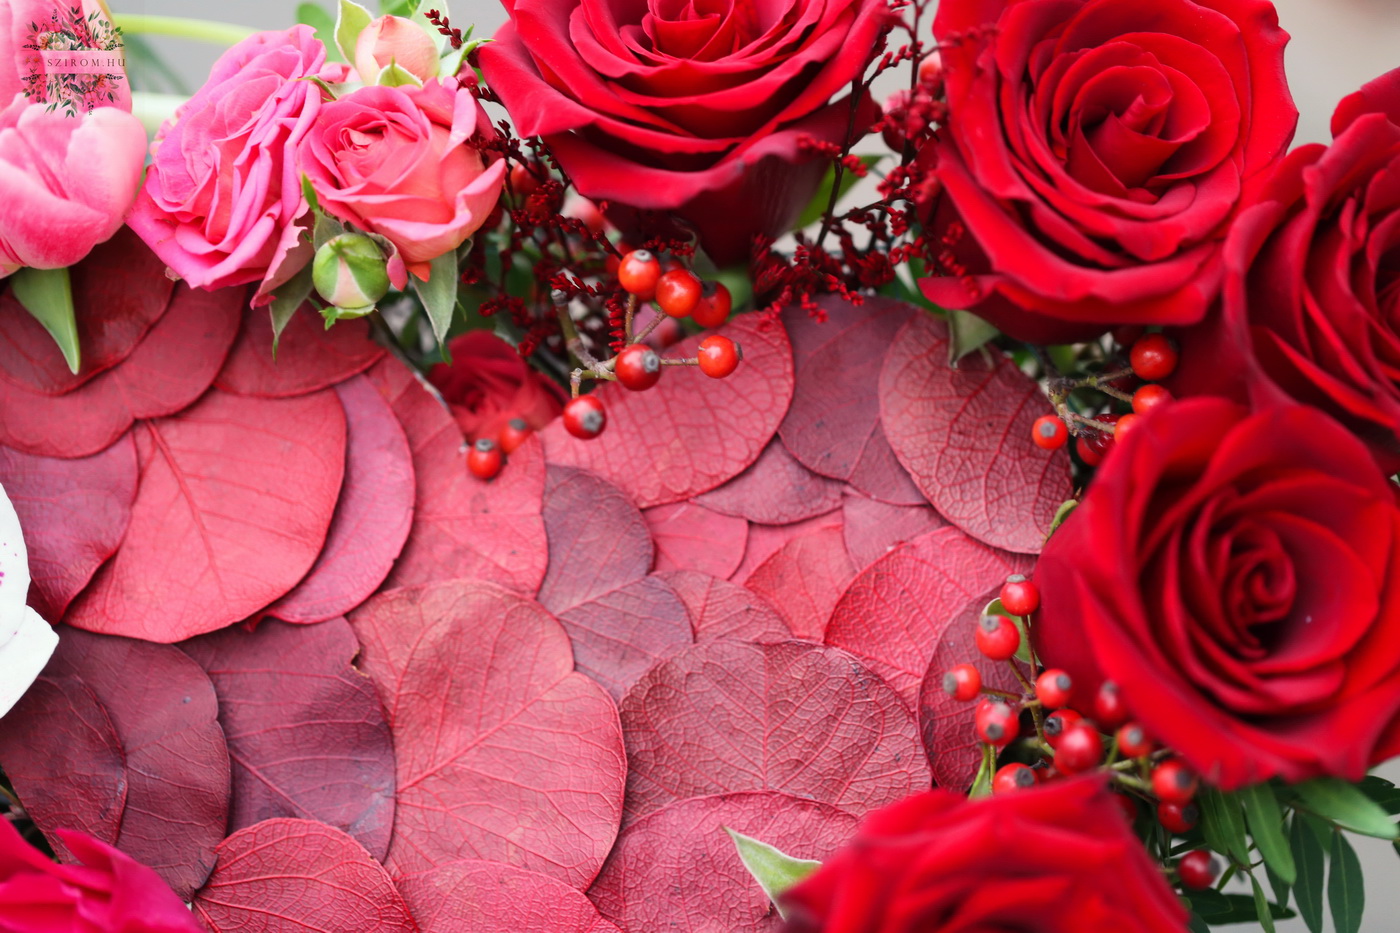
0 629 230 898
180 618 395 860
557 574 691 700
0 436 137 619
620 640 929 825
0 284 243 459
191 819 417 933
644 501 747 580
655 570 789 644
398 860 622 933
781 297 872 371
779 297 923 505
215 305 385 398
743 525 855 642
879 312 1073 553
0 228 172 395
541 314 795 507
349 579 626 886
841 491 948 572
590 792 858 933
365 357 546 595
729 513 841 584
693 438 843 525
266 376 415 623
65 390 346 641
825 527 1031 706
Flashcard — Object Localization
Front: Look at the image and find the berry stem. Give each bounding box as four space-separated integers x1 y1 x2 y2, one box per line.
659 357 700 366
631 310 667 346
624 293 638 343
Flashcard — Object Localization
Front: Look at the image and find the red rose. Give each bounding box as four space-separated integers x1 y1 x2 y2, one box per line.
1035 399 1400 788
919 0 1296 343
0 817 203 933
427 331 566 442
782 780 1185 933
476 0 892 266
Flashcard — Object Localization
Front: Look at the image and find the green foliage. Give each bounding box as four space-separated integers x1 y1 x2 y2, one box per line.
1291 812 1326 933
1328 831 1364 933
1239 783 1295 885
1292 777 1399 839
296 2 339 59
725 828 820 921
795 156 882 231
1188 889 1294 925
12 267 78 374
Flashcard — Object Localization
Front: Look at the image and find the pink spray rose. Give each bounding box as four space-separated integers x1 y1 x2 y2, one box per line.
299 76 505 281
126 27 349 301
353 14 440 84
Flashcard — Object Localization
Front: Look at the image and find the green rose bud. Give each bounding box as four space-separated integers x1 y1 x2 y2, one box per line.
312 233 391 317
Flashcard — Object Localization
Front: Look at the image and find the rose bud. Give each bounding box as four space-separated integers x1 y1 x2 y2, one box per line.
312 233 391 317
355 15 440 85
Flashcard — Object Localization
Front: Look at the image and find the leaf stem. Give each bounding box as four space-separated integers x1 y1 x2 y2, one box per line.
114 14 258 46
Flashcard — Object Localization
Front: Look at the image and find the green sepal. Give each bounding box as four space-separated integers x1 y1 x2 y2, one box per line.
724 828 821 921
947 308 1000 366
334 0 373 63
374 60 423 86
12 266 79 374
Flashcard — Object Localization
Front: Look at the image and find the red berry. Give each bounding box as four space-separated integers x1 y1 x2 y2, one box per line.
1132 383 1172 414
1035 669 1072 709
563 395 607 440
1031 415 1068 450
615 344 662 391
1112 324 1146 349
974 698 1017 747
1043 709 1083 748
655 268 702 318
1158 801 1200 835
1116 722 1154 758
1114 413 1140 442
467 438 503 480
1092 681 1128 729
942 664 982 702
999 574 1040 616
509 162 541 198
1130 333 1179 381
975 614 1021 661
1075 434 1105 467
993 763 1037 794
1177 850 1219 890
498 417 532 455
917 52 942 90
691 281 732 329
618 249 662 299
697 335 742 378
1152 760 1199 804
1053 724 1103 774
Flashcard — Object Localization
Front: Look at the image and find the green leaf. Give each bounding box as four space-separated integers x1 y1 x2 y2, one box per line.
297 2 340 59
1189 889 1295 924
1264 859 1291 914
1249 872 1277 933
724 828 820 920
1295 777 1400 838
1186 913 1210 933
374 61 423 86
1328 831 1364 933
1199 787 1250 865
1357 775 1400 815
334 0 373 64
1290 811 1326 933
947 309 1000 366
381 0 422 15
794 156 882 231
1239 783 1296 885
1045 499 1078 539
301 174 321 217
411 250 460 349
268 262 316 353
12 266 79 374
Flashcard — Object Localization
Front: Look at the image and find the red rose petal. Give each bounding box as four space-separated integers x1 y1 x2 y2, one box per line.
589 792 858 933
398 860 623 933
541 314 794 507
366 356 547 595
841 491 948 572
656 570 789 643
265 376 415 624
191 819 417 933
693 438 844 524
644 500 748 579
65 390 347 641
0 436 137 619
0 629 229 898
180 618 395 860
215 305 385 398
620 641 930 825
879 312 1073 553
349 579 626 886
743 525 855 642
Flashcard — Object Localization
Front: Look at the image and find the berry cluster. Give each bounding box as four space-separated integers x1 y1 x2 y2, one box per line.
465 417 536 482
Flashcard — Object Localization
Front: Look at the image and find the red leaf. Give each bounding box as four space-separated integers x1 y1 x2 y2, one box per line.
215 305 385 398
65 390 347 641
743 525 855 642
729 512 841 584
692 438 843 525
878 312 1073 553
266 376 415 624
589 792 858 933
541 314 795 507
918 591 1028 791
656 570 789 644
779 297 924 505
192 819 418 933
0 629 230 897
0 228 172 395
180 618 395 860
0 284 243 459
781 297 872 371
619 641 929 825
825 526 1031 706
398 860 622 933
556 574 691 700
366 357 546 595
841 491 947 572
349 579 626 886
644 501 747 579
0 437 137 619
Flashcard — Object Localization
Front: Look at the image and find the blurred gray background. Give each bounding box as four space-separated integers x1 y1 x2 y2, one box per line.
115 0 1400 928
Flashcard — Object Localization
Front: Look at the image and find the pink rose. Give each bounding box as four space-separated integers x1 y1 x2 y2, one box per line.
354 15 440 84
127 27 348 301
299 77 505 280
0 97 144 275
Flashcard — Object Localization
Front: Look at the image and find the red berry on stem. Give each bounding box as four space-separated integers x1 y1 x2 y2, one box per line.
942 664 982 702
1031 415 1068 450
1093 681 1128 729
615 344 662 391
655 268 702 318
1075 435 1104 467
697 335 742 378
993 763 1037 794
1114 413 1140 442
1115 722 1154 758
974 699 1017 747
498 417 532 455
1035 670 1072 709
975 614 1021 661
691 281 732 329
1158 801 1200 835
509 162 541 198
467 438 503 480
1177 850 1219 890
1152 760 1199 804
563 395 607 440
1132 383 1172 414
1130 333 1179 381
1000 574 1040 616
1053 724 1103 774
1044 709 1082 748
618 249 662 299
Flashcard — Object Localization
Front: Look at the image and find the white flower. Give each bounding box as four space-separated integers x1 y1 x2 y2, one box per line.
0 483 57 718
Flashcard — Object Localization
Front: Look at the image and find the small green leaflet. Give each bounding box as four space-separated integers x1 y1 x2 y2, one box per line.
335 0 373 63
1198 787 1249 865
1294 777 1399 839
1328 831 1364 933
725 828 820 920
947 308 1000 365
1239 783 1295 885
1290 812 1326 933
11 266 79 374
1249 871 1276 933
296 2 339 60
269 263 316 352
410 249 461 350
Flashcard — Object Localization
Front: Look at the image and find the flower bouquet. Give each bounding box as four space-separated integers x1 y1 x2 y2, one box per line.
1 0 1398 931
